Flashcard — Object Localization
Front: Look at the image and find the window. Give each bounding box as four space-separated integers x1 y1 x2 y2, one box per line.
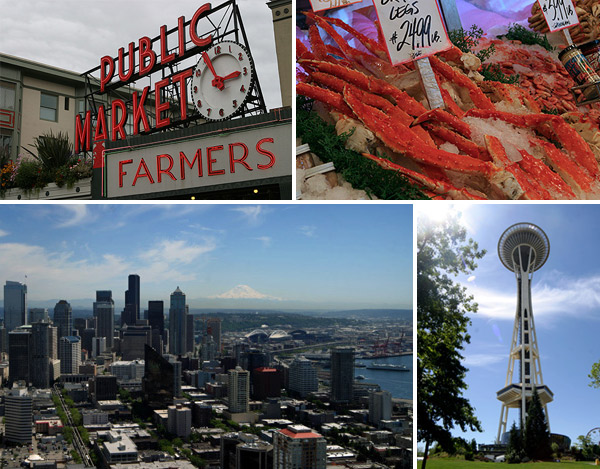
64 97 69 111
40 93 58 121
0 81 16 110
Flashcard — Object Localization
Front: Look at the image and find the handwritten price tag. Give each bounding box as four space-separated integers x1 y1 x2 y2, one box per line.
373 0 452 65
309 0 363 13
537 0 579 32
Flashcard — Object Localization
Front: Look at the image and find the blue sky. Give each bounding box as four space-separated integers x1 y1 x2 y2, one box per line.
417 203 600 447
0 203 413 311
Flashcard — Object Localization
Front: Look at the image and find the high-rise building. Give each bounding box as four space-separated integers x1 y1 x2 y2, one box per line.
147 300 164 334
228 366 250 414
31 321 57 388
221 432 273 469
206 317 222 353
8 326 31 383
273 425 326 469
92 336 106 357
121 323 152 360
201 334 217 362
252 367 282 400
121 274 140 327
5 386 32 444
168 404 192 438
29 308 49 323
186 313 195 354
59 336 81 374
369 390 392 426
94 290 114 350
142 344 181 408
169 287 188 355
330 347 355 404
4 281 27 332
91 375 118 402
288 356 318 398
53 300 72 340
497 223 554 441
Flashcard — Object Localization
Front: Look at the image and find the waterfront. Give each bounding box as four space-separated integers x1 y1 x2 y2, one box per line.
356 355 413 400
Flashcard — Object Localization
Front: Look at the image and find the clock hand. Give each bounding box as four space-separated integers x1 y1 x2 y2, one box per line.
221 71 241 81
202 51 218 79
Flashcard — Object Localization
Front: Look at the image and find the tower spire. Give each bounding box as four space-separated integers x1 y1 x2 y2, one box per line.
496 223 553 443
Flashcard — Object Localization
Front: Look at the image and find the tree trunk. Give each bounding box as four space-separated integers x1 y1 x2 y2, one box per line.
422 438 431 469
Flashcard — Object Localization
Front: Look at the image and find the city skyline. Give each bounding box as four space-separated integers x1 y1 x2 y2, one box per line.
418 204 600 447
0 204 413 311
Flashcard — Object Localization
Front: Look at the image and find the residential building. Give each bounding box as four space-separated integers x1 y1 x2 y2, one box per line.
53 300 72 339
167 404 192 438
252 367 282 400
5 386 33 444
369 390 393 426
4 280 27 332
228 366 250 414
273 425 326 469
288 356 317 398
330 347 355 404
59 336 81 374
94 290 114 349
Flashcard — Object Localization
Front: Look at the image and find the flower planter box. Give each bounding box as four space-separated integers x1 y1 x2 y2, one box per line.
1 178 92 200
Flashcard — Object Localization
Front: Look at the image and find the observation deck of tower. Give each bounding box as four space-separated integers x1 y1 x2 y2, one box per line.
496 223 553 442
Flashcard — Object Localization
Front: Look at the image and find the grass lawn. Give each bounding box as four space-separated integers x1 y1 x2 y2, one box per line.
418 458 598 469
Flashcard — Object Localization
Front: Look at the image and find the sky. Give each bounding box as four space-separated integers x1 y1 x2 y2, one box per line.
0 203 413 311
0 0 283 110
417 203 600 448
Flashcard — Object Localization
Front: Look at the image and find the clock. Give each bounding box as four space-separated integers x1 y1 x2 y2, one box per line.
190 40 256 121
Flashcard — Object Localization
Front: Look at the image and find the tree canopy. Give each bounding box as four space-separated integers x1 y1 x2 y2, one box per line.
418 215 486 468
589 360 600 388
524 387 552 460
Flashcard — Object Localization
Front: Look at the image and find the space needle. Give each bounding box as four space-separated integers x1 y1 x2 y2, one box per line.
496 223 553 443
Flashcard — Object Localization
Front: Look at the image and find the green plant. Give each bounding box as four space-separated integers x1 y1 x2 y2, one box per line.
13 160 50 191
481 63 520 84
541 106 560 115
23 130 73 171
448 25 495 63
501 24 554 52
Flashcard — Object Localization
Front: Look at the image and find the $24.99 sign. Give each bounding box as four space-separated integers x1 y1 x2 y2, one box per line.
373 0 452 65
537 0 579 32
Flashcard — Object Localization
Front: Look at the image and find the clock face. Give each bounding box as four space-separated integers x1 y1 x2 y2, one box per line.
190 41 255 121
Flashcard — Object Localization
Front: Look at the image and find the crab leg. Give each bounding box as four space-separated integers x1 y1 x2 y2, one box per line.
517 149 576 199
424 124 490 161
362 152 487 200
297 38 316 62
412 108 472 138
318 15 390 61
297 82 355 117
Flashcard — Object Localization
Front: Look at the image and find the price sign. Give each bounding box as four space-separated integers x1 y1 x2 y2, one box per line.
537 0 579 32
309 0 363 13
373 0 452 65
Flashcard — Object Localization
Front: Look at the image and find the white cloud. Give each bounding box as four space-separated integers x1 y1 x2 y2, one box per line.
210 284 282 300
254 236 271 247
140 239 216 265
299 225 317 237
231 205 264 225
467 275 476 282
58 205 91 227
463 353 506 367
0 229 8 237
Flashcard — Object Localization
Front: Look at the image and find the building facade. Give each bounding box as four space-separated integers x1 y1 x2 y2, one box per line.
369 390 393 426
31 321 57 388
288 356 317 398
122 274 140 327
5 386 33 444
94 290 114 349
3 280 27 332
8 326 31 383
228 366 250 414
53 299 72 340
167 404 192 438
59 336 81 374
330 347 355 404
168 287 188 355
273 425 326 469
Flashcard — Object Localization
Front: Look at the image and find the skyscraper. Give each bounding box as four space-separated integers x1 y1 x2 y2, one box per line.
29 308 49 323
288 356 318 398
496 223 554 441
369 390 392 426
147 300 164 334
228 366 250 414
59 336 81 374
31 321 57 389
206 317 222 354
53 300 72 340
94 290 114 350
8 326 32 383
273 425 326 469
143 344 181 408
169 287 188 355
330 347 355 404
5 386 32 444
4 281 27 332
122 274 140 327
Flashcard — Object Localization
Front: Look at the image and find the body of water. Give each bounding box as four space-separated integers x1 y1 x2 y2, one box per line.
355 355 413 400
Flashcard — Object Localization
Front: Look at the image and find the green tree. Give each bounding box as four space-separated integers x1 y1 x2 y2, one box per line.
524 387 552 460
589 360 600 388
506 421 525 463
417 215 486 469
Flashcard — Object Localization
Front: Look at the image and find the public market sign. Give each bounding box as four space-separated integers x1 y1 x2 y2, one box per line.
537 0 579 32
373 0 452 65
75 3 250 153
104 121 290 197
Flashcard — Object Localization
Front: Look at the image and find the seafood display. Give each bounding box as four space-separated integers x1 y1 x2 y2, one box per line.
296 9 600 200
528 0 599 44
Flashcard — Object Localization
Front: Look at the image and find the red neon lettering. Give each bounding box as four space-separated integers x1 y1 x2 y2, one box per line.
160 25 176 65
256 138 276 170
111 99 127 141
171 69 193 120
132 87 151 135
155 78 171 129
133 158 155 186
157 154 176 183
100 56 114 92
75 111 92 153
207 145 225 176
228 142 252 173
118 42 135 82
139 36 157 76
190 4 213 47
119 159 133 188
180 150 203 179
94 106 108 141
177 16 186 57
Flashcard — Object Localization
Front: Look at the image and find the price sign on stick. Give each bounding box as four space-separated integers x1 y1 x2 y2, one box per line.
373 0 453 65
309 0 363 13
537 0 579 32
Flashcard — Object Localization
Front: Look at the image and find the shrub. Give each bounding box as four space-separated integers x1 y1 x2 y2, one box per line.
24 130 73 171
13 160 50 191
